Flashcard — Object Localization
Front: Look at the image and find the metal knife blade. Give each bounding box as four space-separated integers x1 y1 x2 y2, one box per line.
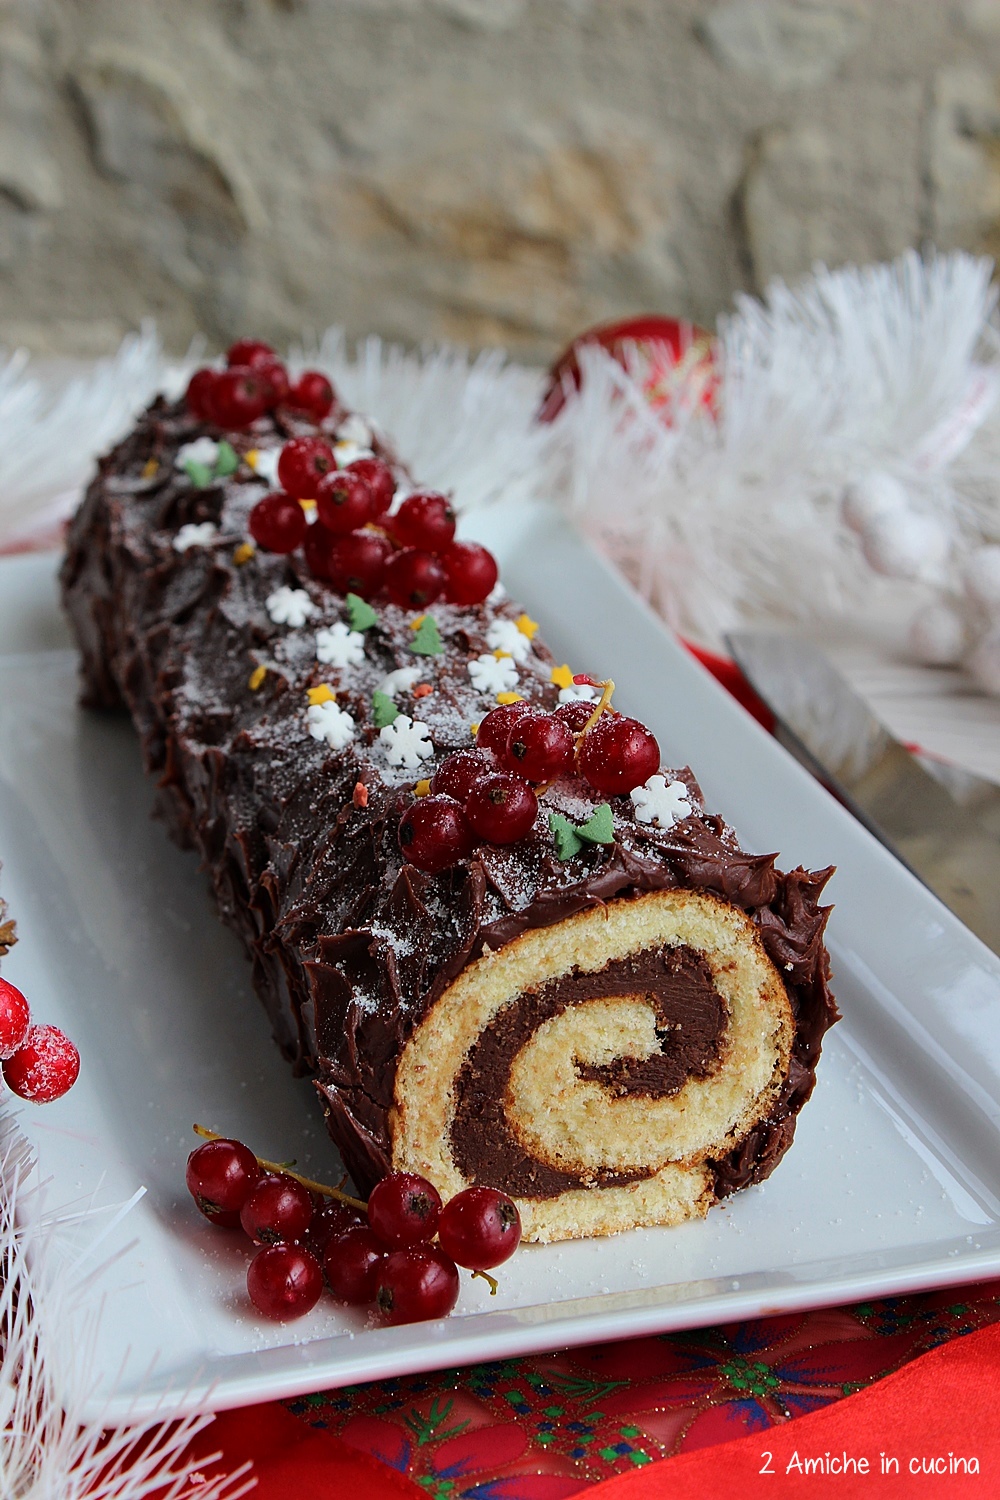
726 631 1000 954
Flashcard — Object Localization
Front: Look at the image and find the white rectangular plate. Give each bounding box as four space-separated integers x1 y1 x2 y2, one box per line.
2 512 1000 1424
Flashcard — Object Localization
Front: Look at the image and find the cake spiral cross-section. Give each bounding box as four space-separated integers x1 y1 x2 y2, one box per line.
61 366 838 1244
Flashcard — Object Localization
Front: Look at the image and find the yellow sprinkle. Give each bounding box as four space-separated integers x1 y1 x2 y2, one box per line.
470 722 480 738
496 692 525 705
233 541 255 565
249 665 267 691
516 613 539 639
550 664 575 690
409 614 426 631
245 449 260 470
414 778 432 798
141 457 159 479
492 648 512 660
300 498 317 514
307 684 337 706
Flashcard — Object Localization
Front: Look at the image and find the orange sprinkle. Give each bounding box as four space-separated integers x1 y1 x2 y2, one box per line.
492 648 512 660
470 722 480 738
307 684 337 706
249 665 267 691
352 781 369 808
141 457 159 479
496 691 525 705
550 664 574 690
414 778 432 798
300 498 317 514
516 613 539 639
409 614 426 631
413 683 433 699
233 541 255 565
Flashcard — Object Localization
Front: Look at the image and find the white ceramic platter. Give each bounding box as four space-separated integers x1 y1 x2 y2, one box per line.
2 512 1000 1424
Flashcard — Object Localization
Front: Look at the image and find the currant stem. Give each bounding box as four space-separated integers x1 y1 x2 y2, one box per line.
471 1268 499 1295
192 1124 368 1212
574 678 616 759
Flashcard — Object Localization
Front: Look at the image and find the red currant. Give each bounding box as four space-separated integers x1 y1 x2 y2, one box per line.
578 715 660 795
211 368 268 430
399 796 475 873
367 1172 442 1248
504 711 574 782
375 1246 460 1325
255 358 290 408
384 548 445 609
249 492 307 553
349 457 395 517
277 436 336 498
315 469 373 534
438 1186 522 1270
391 492 456 553
475 702 531 757
306 1197 363 1256
2 1024 80 1104
325 530 393 596
239 1172 314 1245
247 1242 323 1320
465 773 538 845
185 367 218 423
0 978 30 1060
441 542 498 606
430 750 494 801
185 1138 261 1228
226 338 275 369
554 700 595 734
324 1224 385 1304
289 370 335 421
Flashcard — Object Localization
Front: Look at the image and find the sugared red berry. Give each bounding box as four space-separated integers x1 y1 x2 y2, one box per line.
475 702 531 757
399 796 475 873
438 1186 522 1270
391 492 456 553
0 978 30 1060
368 1172 442 1248
278 436 336 498
430 750 494 802
554 700 595 734
289 370 335 421
249 492 307 553
185 1137 261 1228
240 1172 314 1246
306 1197 363 1256
384 548 445 609
375 1246 460 1325
247 1242 323 1320
315 470 373 534
211 368 267 430
504 711 574 782
441 542 498 606
185 367 218 423
578 715 660 795
255 358 290 408
465 773 538 845
226 338 275 369
2 1024 80 1104
324 1224 386 1304
349 457 395 517
325 530 393 596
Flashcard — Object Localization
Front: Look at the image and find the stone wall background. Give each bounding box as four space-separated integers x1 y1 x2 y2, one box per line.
4 0 1000 362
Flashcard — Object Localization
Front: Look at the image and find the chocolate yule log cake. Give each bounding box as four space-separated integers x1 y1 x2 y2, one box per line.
61 345 838 1244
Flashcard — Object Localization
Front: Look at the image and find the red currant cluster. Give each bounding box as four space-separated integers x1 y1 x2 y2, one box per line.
186 339 335 430
399 694 660 873
186 1134 521 1325
0 976 79 1103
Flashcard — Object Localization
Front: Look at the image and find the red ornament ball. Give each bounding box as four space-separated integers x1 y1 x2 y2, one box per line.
277 436 336 498
315 469 374 534
578 715 660 795
0 978 31 1060
249 492 307 554
247 1242 323 1320
375 1246 460 1325
441 542 498 606
2 1024 80 1104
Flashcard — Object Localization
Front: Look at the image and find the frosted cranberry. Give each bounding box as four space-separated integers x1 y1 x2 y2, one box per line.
430 750 494 801
324 1224 385 1304
249 492 307 553
278 436 336 498
226 338 275 369
465 772 538 845
578 715 660 795
438 1186 522 1270
391 492 456 553
368 1172 442 1248
441 542 498 606
554 700 595 734
505 711 574 782
475 702 531 757
240 1172 314 1245
289 369 335 421
349 457 395 517
211 368 267 430
185 367 218 423
256 358 290 407
2 1024 79 1104
375 1246 460 1325
0 978 30 1060
384 548 445 609
326 530 393 597
306 1198 363 1256
247 1243 323 1320
186 1138 261 1228
399 795 475 872
315 469 374 534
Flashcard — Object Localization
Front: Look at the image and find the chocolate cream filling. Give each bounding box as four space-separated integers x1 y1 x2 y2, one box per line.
451 944 727 1198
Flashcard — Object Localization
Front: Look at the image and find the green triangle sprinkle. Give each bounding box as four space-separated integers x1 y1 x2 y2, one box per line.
214 440 239 477
372 690 399 728
578 804 614 844
184 459 213 489
548 812 584 861
346 592 378 631
410 615 443 656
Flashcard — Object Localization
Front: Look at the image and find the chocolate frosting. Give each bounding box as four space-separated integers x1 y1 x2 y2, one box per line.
60 394 839 1201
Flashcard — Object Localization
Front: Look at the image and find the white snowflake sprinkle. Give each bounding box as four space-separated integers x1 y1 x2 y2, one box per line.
307 700 356 750
266 586 318 627
175 437 219 470
379 714 434 767
468 653 519 695
486 581 507 605
486 618 532 663
379 666 423 699
173 522 218 552
248 447 281 485
336 414 374 447
558 682 599 704
334 439 376 467
630 775 692 828
316 622 366 669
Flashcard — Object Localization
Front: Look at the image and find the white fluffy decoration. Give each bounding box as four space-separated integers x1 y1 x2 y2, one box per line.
964 544 1000 611
909 601 967 666
967 628 1000 694
840 471 910 534
859 510 952 581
